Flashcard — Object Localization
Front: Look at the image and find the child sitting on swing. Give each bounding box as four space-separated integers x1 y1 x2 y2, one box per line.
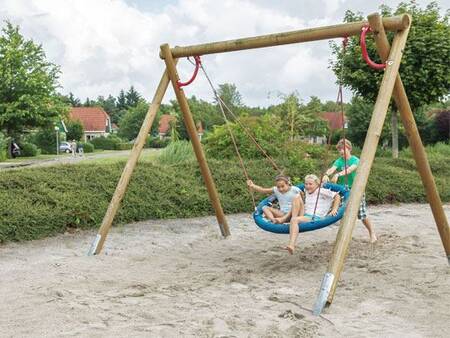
285 174 341 254
247 174 301 224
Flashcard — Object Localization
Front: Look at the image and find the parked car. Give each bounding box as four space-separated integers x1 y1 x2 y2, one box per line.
59 141 72 153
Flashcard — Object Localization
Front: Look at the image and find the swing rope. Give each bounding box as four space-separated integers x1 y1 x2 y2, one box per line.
311 36 349 219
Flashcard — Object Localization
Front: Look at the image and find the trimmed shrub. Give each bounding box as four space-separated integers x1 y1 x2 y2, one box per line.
117 143 133 150
80 142 94 153
0 142 448 243
90 135 123 150
19 142 39 157
0 132 7 161
147 136 170 149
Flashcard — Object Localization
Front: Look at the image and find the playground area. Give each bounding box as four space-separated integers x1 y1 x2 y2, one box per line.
1 203 449 337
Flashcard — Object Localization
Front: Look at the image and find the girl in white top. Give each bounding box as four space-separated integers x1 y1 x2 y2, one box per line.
247 175 301 224
285 174 341 255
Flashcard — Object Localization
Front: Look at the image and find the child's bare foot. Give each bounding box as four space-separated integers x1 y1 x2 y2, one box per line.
370 233 378 243
283 245 295 255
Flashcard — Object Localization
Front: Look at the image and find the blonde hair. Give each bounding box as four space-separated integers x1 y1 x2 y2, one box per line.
275 174 291 185
304 174 320 185
336 138 352 151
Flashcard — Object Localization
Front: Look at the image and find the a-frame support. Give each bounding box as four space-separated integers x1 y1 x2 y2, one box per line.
88 13 449 315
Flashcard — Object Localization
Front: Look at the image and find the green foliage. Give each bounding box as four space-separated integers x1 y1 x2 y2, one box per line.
80 142 94 153
0 143 448 243
0 21 68 136
204 114 286 159
147 136 170 149
90 135 124 150
32 128 57 154
0 132 7 161
117 101 149 141
157 141 195 165
66 120 84 141
333 2 450 110
19 142 38 157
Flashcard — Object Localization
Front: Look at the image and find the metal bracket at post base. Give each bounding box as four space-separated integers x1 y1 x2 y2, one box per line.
87 234 102 256
313 272 335 316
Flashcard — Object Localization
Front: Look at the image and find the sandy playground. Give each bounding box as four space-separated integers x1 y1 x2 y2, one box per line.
1 203 449 337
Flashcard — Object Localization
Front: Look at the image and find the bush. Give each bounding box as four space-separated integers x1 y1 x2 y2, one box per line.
32 128 57 154
0 132 7 161
0 143 448 243
116 143 133 150
158 141 195 165
19 142 39 157
147 136 170 149
80 142 94 153
90 135 123 150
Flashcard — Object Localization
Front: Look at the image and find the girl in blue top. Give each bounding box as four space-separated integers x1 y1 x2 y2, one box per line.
247 174 301 224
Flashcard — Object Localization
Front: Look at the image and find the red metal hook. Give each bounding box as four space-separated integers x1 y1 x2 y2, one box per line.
360 25 386 70
177 55 202 88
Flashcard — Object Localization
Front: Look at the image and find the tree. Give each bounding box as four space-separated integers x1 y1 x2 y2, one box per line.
125 86 141 108
0 21 67 137
215 83 243 112
67 92 81 107
331 1 450 157
116 90 127 110
434 110 450 142
117 101 149 141
66 120 84 141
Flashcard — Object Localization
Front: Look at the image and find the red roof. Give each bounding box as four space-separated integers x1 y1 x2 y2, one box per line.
69 107 110 132
320 112 347 130
158 114 176 134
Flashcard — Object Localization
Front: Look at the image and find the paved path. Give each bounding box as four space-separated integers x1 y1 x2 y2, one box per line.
0 149 158 171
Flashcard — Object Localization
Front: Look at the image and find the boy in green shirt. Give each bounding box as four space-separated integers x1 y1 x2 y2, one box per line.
325 139 377 243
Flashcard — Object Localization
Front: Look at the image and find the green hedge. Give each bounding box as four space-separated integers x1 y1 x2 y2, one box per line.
0 155 448 243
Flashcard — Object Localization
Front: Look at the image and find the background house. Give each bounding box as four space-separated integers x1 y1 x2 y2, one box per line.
158 114 204 140
307 112 348 144
69 107 112 141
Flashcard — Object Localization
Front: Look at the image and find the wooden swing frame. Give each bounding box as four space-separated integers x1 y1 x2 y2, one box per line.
88 13 450 315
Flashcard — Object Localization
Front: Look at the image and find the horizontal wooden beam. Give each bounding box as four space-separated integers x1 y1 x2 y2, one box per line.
160 15 410 59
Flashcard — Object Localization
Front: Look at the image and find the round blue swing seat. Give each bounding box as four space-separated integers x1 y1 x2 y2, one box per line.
253 183 349 234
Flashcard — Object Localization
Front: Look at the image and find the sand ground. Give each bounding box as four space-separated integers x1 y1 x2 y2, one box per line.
1 203 449 337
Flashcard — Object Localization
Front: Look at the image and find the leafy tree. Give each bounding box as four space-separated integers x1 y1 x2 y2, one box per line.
215 83 243 112
0 21 67 137
66 120 84 141
67 92 81 107
117 101 149 141
125 86 141 108
331 1 450 156
32 128 58 154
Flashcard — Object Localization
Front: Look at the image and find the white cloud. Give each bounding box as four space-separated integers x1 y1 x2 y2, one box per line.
0 0 446 106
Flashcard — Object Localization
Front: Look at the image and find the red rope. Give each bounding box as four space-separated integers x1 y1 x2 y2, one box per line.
360 25 386 70
177 56 201 88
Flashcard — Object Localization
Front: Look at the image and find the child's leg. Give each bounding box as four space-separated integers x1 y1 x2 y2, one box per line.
285 215 310 255
358 194 377 243
275 195 304 223
263 207 284 222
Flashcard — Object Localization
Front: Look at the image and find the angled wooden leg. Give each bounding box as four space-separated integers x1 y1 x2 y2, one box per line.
368 13 450 264
313 17 411 315
160 43 230 237
88 66 173 255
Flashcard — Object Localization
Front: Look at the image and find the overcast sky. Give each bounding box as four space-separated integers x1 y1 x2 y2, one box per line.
1 0 448 106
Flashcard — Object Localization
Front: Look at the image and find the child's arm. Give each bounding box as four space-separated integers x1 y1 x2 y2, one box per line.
328 194 341 216
246 180 273 194
334 164 358 178
325 165 337 176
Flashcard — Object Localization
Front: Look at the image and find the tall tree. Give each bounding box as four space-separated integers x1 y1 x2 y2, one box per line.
116 90 127 110
125 86 141 108
331 1 450 157
215 83 243 112
0 21 67 137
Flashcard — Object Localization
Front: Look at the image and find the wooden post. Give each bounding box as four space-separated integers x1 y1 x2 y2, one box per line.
88 66 173 255
160 43 230 237
160 15 410 59
313 19 411 315
368 13 450 262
